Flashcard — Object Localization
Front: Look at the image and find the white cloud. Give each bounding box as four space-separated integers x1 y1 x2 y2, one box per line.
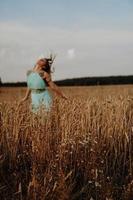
67 48 75 59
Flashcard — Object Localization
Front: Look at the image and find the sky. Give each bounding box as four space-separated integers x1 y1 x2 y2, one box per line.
0 0 133 82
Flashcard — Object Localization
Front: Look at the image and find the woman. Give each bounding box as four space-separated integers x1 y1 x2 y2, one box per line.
20 57 68 114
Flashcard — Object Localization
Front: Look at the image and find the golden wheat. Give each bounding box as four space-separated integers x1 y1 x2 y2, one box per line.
0 85 133 200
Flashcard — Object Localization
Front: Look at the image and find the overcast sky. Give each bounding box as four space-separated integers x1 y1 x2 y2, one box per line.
0 0 133 82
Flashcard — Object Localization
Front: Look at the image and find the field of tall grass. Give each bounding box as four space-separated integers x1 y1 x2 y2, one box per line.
0 85 133 200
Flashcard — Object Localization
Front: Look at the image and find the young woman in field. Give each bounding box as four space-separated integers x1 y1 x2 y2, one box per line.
20 56 68 113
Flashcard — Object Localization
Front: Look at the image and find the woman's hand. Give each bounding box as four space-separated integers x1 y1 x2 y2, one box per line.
62 94 68 100
18 88 31 105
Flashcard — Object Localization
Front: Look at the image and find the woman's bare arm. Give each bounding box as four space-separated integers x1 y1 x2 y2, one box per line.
44 72 68 100
20 87 31 103
49 81 68 99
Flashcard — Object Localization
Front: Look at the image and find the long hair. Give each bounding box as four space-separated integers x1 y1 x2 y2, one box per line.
42 58 52 74
34 54 56 74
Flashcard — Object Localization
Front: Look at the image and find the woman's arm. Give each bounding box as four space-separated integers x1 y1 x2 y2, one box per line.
20 87 31 103
49 81 68 99
44 72 68 100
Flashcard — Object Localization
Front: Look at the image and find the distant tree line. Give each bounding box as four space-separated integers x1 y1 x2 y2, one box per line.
55 75 133 86
0 75 133 87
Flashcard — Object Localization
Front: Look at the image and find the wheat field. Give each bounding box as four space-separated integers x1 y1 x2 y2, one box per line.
0 85 133 200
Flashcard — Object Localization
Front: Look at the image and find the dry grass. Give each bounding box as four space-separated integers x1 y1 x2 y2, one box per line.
0 85 133 200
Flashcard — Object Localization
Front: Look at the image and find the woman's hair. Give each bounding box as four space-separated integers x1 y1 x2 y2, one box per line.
42 58 52 74
34 56 55 74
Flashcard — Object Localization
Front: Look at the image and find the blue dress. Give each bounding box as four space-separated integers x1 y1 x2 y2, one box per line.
26 70 53 114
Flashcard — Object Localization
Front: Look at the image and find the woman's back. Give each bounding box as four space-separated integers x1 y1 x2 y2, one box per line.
26 69 53 113
19 57 67 114
27 70 46 89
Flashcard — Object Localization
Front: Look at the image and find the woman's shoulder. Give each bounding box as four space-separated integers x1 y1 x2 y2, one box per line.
43 71 52 83
38 70 45 77
26 69 33 76
38 70 50 78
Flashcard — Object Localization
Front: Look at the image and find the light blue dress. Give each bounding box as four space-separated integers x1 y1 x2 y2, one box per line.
26 70 53 114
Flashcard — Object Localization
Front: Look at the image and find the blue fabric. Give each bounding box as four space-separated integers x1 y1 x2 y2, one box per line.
27 71 46 89
27 70 53 113
31 90 53 113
